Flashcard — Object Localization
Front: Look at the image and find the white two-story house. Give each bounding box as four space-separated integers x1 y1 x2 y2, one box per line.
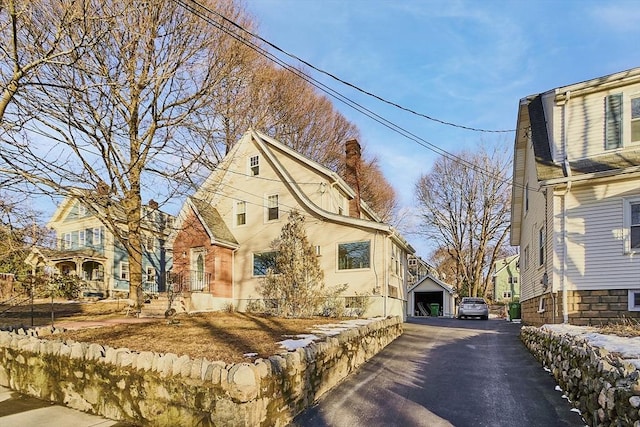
511 67 640 326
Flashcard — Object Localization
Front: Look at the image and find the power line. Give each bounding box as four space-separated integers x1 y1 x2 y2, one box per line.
178 0 515 134
171 0 531 192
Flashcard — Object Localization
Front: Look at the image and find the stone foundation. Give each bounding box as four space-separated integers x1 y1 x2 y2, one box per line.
0 317 402 426
521 289 640 326
521 325 640 426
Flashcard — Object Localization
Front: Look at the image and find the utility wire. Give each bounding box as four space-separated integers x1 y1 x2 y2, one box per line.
172 0 530 192
178 0 515 134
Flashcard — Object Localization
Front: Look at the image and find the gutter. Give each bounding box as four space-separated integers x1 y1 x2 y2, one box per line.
561 92 572 324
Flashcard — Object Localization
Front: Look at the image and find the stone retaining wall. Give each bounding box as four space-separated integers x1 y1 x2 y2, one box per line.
0 316 402 426
520 325 640 426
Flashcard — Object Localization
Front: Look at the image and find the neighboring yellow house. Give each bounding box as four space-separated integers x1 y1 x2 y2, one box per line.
511 67 640 326
169 129 414 319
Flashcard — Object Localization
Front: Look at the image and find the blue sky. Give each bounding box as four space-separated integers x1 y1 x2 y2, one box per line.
246 0 640 256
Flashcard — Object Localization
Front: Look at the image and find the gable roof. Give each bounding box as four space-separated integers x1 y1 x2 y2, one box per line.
188 197 238 249
167 197 239 249
193 129 414 254
408 274 455 295
47 193 174 235
492 254 519 277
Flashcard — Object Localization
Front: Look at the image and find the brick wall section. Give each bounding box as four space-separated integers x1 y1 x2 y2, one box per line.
172 210 233 298
522 289 640 326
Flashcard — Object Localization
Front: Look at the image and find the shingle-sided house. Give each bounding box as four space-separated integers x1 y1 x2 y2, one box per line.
169 129 414 318
25 197 174 298
511 67 640 326
492 255 520 303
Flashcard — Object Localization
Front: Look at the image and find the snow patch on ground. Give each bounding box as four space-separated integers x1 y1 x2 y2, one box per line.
277 318 385 351
542 324 640 361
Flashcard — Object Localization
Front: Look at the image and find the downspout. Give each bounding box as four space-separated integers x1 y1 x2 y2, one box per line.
561 90 572 324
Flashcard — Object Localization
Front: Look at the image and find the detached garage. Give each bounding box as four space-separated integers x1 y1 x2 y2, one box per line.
407 275 456 318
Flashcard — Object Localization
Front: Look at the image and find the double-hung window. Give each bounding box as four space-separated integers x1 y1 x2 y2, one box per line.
120 262 130 281
236 201 246 226
79 230 86 247
267 195 279 221
63 233 72 249
92 227 102 245
624 197 640 252
250 155 259 176
632 96 640 143
145 267 156 284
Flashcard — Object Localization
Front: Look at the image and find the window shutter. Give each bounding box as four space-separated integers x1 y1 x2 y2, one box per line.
605 93 623 149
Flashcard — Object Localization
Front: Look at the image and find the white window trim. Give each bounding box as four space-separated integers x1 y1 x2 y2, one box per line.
265 194 279 222
79 230 86 247
63 233 72 249
145 267 156 284
93 227 102 245
628 289 640 311
120 262 130 281
631 94 640 144
78 205 87 216
623 197 640 254
537 296 546 313
235 201 247 227
249 155 260 176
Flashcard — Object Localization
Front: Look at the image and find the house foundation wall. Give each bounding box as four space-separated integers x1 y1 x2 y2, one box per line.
521 289 640 326
0 317 402 426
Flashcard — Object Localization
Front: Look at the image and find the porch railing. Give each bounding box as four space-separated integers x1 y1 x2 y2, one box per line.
167 271 211 293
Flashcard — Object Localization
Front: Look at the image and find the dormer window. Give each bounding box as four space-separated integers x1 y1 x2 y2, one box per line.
250 155 259 176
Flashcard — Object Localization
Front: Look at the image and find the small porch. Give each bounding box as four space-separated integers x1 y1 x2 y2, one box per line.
25 248 108 297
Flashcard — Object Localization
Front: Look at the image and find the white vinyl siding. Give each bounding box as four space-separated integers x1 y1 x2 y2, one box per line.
561 182 640 291
518 144 548 302
554 82 640 161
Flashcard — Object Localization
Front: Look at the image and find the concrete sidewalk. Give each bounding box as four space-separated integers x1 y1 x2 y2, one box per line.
0 386 133 426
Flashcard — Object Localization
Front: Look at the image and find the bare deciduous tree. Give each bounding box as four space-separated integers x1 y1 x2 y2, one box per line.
0 192 51 277
0 0 259 309
416 147 511 297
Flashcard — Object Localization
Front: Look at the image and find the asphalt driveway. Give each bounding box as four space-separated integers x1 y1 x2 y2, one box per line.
290 317 586 427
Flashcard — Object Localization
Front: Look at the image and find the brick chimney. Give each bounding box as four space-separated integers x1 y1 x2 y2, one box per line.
345 139 362 218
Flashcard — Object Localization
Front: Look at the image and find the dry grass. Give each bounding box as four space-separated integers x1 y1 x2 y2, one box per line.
0 299 348 363
0 299 125 328
56 312 343 363
596 318 640 338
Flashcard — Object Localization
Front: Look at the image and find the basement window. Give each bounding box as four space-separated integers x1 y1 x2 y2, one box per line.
628 290 640 311
537 296 546 313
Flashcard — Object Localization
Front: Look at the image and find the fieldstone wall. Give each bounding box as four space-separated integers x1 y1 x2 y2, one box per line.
0 317 402 426
521 325 640 426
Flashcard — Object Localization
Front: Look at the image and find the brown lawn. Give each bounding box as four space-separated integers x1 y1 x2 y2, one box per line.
0 300 347 363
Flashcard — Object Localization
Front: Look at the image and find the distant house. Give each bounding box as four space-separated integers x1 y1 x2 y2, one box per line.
407 274 456 318
169 129 414 318
511 67 640 326
407 254 436 287
25 197 174 298
492 255 519 303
